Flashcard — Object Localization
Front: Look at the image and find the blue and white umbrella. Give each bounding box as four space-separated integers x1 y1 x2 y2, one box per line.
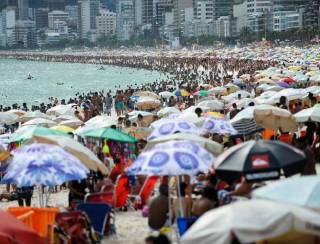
201 116 237 135
3 143 89 187
127 140 214 176
148 120 200 141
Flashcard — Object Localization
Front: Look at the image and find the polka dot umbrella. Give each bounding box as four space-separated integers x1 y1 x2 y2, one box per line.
127 140 214 176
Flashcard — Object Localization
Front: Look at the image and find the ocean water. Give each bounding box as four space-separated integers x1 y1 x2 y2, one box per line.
0 58 167 106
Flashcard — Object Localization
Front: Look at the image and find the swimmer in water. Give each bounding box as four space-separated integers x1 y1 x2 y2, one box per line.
27 73 33 80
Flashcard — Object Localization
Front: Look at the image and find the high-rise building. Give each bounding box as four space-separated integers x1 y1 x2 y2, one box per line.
196 1 214 22
303 0 320 28
18 0 29 20
15 19 37 48
134 0 143 26
35 8 49 29
48 10 69 29
65 5 78 30
46 0 66 11
116 0 135 40
172 0 193 35
78 0 100 39
142 0 153 25
213 0 234 19
272 0 309 10
154 0 173 28
96 10 116 37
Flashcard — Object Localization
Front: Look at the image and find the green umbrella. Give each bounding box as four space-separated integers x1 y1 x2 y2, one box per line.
10 125 67 142
199 90 208 97
80 127 137 143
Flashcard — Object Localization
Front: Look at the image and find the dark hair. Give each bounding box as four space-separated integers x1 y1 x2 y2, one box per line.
145 234 171 244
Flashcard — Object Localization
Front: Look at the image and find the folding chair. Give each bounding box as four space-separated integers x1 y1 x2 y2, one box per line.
133 176 159 209
77 203 112 237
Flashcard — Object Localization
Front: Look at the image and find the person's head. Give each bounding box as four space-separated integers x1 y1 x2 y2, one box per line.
232 103 237 109
237 94 241 99
279 96 286 105
248 102 255 106
138 114 143 121
145 234 171 244
125 120 131 127
308 92 314 99
159 184 168 197
195 107 202 117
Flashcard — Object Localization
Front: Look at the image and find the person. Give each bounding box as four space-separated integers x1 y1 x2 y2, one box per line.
137 114 147 127
308 92 317 107
145 234 171 244
295 136 316 175
16 187 33 206
192 186 216 217
173 181 193 218
195 107 202 118
104 93 113 116
279 96 288 110
68 179 88 207
229 103 239 119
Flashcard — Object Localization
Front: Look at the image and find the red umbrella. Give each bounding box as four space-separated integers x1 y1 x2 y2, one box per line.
0 210 45 244
280 77 295 84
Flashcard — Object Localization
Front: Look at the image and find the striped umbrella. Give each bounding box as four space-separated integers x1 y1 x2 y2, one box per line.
231 118 263 136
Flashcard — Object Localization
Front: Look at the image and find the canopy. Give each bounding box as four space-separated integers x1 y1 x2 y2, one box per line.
80 127 137 143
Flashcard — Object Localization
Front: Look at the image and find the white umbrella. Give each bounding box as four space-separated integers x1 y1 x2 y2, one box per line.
0 112 18 125
146 133 223 156
254 106 298 132
178 112 204 127
181 199 320 244
157 107 181 117
133 91 160 99
159 91 176 99
6 109 26 117
294 104 320 123
46 104 77 116
208 87 226 95
85 115 117 128
267 88 305 104
20 111 50 122
59 119 84 129
128 110 153 123
197 100 224 111
183 105 210 114
135 96 161 110
221 90 251 103
22 118 57 128
53 115 77 123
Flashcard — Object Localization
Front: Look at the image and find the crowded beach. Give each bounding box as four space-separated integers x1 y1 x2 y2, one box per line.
0 42 320 243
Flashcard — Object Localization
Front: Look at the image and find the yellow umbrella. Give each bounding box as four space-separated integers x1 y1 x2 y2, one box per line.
50 125 75 133
257 78 275 85
288 66 302 71
205 112 225 119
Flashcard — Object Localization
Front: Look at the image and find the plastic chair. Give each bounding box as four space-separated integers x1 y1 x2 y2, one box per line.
85 192 114 206
177 217 197 237
133 176 159 209
101 184 114 193
77 203 111 236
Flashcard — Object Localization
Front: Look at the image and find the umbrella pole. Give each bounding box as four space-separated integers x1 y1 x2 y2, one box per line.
176 176 184 218
168 176 173 241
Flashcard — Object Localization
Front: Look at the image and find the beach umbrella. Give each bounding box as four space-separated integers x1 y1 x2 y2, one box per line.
181 199 320 244
224 83 240 93
221 90 251 103
80 127 137 143
194 90 208 97
254 106 298 132
20 111 50 123
252 176 320 211
146 133 223 156
132 91 160 99
10 125 67 142
183 105 210 114
6 109 26 117
197 100 224 111
128 110 153 123
226 98 257 110
240 73 250 80
201 116 237 135
59 118 84 129
22 118 57 128
0 112 18 125
257 77 275 85
0 210 46 244
176 113 205 127
127 140 214 176
3 143 89 187
135 96 161 110
85 115 117 128
157 107 181 117
123 127 152 140
50 125 74 134
53 114 77 123
46 104 76 116
27 135 108 174
294 104 320 123
148 120 200 141
213 140 306 182
204 112 225 119
254 91 277 104
276 80 290 88
208 87 226 95
159 91 176 99
280 77 295 84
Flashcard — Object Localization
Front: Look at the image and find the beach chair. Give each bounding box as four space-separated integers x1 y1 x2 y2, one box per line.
177 217 197 237
85 192 114 206
133 176 159 209
101 183 114 193
77 203 112 237
54 211 99 244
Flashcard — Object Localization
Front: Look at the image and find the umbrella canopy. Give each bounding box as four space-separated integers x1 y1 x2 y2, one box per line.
252 175 320 211
20 111 50 123
148 120 200 141
3 143 89 186
132 91 160 99
46 104 76 116
10 125 67 142
53 114 76 123
27 135 108 174
276 80 290 88
146 133 223 156
80 127 137 143
208 87 226 95
197 100 224 111
159 91 176 99
181 199 320 244
128 110 154 123
22 118 57 128
6 109 26 117
85 115 117 128
201 116 237 135
59 118 84 129
294 104 320 123
254 106 298 132
50 125 75 133
157 107 181 117
213 140 306 182
135 96 161 110
281 77 295 84
0 112 18 125
0 210 46 244
127 140 214 176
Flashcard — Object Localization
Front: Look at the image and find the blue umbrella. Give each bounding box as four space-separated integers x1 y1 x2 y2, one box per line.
147 120 200 141
175 90 182 97
201 116 237 135
128 140 214 176
3 143 89 187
